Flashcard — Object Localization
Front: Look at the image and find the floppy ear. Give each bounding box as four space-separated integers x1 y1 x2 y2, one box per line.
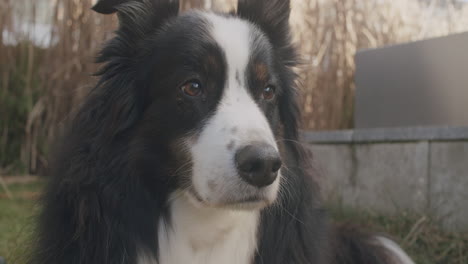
237 0 291 50
92 0 179 35
88 0 179 139
93 0 179 15
92 0 127 14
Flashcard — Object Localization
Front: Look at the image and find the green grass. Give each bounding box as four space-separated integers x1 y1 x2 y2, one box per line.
328 203 468 264
0 180 44 262
0 181 467 263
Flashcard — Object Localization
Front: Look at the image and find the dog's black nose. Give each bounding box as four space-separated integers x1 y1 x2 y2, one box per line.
235 143 282 188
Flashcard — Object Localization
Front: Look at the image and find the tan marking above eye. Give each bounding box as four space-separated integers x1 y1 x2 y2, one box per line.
204 55 219 71
254 63 269 82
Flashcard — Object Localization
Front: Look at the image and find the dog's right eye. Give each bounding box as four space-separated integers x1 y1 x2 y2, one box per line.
181 80 203 97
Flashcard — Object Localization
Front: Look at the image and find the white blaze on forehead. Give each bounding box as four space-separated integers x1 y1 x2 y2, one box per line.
187 13 279 205
204 13 251 81
201 12 276 147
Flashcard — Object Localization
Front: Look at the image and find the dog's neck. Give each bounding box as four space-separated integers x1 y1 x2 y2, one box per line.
153 192 259 264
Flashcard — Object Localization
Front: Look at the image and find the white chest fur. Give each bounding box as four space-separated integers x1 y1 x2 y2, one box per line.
151 194 259 264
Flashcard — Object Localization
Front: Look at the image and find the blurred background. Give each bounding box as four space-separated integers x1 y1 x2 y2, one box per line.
1 0 467 263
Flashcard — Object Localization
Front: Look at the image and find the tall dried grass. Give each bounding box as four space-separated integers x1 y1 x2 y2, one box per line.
1 0 468 173
1 0 116 173
292 0 468 129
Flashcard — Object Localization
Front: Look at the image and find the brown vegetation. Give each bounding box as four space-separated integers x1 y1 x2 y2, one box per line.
292 0 468 129
1 0 116 173
1 0 468 173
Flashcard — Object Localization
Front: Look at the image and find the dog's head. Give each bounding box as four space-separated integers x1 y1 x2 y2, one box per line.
92 0 299 210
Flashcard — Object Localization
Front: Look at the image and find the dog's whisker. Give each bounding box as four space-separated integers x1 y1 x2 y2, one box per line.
171 161 193 176
167 189 189 203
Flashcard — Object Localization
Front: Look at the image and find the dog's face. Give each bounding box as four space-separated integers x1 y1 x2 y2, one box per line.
93 0 298 210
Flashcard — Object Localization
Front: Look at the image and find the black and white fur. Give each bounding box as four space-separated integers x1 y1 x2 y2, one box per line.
30 0 415 263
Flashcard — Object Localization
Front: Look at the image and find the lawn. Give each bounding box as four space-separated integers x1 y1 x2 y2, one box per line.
0 179 466 263
329 204 468 264
0 178 43 263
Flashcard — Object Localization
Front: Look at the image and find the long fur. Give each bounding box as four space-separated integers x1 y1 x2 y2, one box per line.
30 1 414 264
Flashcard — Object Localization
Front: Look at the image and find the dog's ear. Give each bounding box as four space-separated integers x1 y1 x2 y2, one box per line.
92 0 127 14
90 0 180 138
93 0 179 15
237 0 291 50
92 0 179 30
93 0 180 61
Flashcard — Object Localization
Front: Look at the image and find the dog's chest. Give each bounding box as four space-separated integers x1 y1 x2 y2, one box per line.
151 196 259 264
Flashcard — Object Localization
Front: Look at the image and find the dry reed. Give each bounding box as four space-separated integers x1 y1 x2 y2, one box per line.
1 0 468 172
291 0 468 129
1 0 116 173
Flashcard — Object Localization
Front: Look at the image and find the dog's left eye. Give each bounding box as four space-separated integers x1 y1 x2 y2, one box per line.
262 85 276 100
181 80 203 97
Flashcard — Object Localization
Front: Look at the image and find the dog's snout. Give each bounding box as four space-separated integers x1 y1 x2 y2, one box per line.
235 143 281 188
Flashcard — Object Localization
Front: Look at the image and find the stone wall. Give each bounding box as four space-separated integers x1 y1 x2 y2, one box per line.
302 126 468 231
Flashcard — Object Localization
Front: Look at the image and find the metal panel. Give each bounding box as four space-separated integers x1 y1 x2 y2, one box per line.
355 32 468 128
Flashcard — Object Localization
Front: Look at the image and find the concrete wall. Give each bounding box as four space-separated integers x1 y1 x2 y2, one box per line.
302 126 468 231
355 32 468 128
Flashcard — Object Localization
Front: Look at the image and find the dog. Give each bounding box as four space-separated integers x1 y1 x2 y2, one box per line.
30 0 415 263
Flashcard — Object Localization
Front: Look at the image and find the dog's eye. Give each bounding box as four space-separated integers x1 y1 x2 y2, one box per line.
181 80 203 97
262 85 276 100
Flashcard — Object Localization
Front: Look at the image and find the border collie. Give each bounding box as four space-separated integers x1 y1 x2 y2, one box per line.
30 0 415 263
